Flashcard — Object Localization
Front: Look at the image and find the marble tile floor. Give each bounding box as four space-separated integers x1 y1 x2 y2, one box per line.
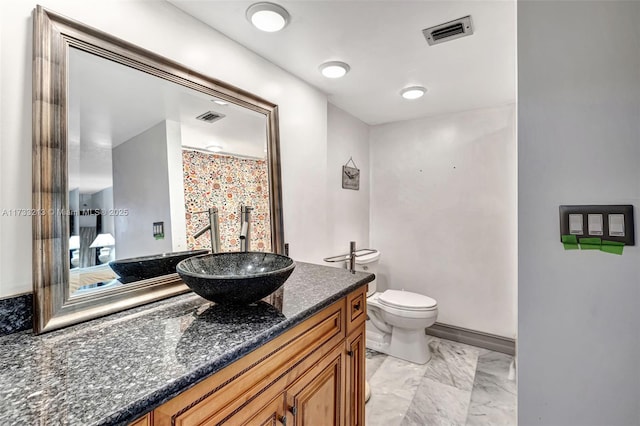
365 336 516 426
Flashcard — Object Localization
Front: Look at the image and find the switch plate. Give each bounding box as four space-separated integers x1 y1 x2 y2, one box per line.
608 214 625 237
588 214 603 236
559 205 634 246
569 214 583 235
153 221 165 240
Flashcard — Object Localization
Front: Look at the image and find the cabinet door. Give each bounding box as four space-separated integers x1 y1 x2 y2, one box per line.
345 327 365 426
286 345 345 426
130 413 152 426
218 393 286 426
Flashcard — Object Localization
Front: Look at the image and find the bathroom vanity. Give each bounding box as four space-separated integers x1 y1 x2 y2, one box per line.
16 8 373 424
149 275 366 426
0 262 372 425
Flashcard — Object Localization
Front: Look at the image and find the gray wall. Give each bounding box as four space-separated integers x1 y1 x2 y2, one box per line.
112 121 174 259
325 104 370 260
90 187 114 235
370 105 517 337
166 120 188 253
518 1 640 424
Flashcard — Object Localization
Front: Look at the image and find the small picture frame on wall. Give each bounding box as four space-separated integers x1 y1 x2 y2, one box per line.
342 157 360 190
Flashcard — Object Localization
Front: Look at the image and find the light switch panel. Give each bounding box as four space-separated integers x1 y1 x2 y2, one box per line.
569 214 583 235
560 205 634 246
588 214 603 236
608 214 625 237
153 221 165 239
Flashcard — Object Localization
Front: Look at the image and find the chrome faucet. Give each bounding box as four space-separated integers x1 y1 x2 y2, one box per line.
240 205 253 252
193 207 221 253
349 241 356 274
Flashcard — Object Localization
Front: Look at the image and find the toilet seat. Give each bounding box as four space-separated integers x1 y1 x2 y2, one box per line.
378 290 437 311
368 292 437 320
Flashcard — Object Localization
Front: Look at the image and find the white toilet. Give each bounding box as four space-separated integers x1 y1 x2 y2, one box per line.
352 250 438 364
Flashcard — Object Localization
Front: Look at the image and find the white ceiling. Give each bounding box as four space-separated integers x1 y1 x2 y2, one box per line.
168 0 516 125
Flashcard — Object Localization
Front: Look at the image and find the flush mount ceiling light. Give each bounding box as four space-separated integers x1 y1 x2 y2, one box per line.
319 61 351 79
400 86 427 100
246 2 290 32
212 99 228 106
206 144 224 152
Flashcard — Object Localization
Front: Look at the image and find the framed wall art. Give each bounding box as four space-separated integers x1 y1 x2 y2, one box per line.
342 157 360 190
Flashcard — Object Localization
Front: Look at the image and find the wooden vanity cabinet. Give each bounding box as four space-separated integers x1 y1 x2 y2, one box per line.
345 329 365 426
344 285 367 426
130 413 153 426
213 389 286 426
145 286 367 426
285 343 345 425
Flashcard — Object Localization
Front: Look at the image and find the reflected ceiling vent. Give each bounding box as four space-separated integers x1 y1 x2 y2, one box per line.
422 16 474 46
195 111 226 123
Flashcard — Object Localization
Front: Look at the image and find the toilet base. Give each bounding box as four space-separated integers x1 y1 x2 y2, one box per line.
366 321 431 364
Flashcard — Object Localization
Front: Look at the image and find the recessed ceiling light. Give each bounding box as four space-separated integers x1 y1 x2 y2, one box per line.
205 144 224 152
212 99 228 106
246 2 290 32
319 61 351 79
400 86 427 100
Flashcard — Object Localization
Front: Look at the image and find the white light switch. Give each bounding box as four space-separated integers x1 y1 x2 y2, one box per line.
588 214 603 236
608 214 625 237
569 214 584 235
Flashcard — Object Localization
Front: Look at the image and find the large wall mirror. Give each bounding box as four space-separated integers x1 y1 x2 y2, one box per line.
32 6 284 334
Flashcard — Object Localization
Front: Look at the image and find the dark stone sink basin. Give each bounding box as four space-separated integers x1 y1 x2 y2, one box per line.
176 252 295 304
109 249 209 283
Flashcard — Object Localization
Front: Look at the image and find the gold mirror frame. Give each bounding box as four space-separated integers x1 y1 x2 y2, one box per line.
32 6 285 334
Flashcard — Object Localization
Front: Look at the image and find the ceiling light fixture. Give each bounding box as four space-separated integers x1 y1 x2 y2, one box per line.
319 61 351 79
212 99 228 106
246 2 290 32
400 86 427 100
206 144 224 152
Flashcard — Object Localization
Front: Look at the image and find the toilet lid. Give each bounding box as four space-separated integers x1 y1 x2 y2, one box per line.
378 290 437 311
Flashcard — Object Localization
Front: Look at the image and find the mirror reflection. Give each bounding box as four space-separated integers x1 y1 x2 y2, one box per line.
68 47 271 297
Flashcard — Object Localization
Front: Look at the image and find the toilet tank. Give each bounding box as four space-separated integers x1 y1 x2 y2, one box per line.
352 250 380 296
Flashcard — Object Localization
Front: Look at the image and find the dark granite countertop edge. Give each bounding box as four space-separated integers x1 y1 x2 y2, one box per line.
103 274 373 426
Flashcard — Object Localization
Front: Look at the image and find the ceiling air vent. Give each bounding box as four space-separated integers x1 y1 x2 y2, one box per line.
195 111 226 123
422 16 474 46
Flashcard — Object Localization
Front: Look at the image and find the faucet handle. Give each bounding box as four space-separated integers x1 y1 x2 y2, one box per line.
191 207 218 214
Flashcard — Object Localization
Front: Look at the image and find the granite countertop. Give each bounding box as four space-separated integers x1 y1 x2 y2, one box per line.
0 262 373 426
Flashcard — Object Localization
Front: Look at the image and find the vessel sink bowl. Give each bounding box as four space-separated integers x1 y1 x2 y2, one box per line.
109 249 209 283
176 252 296 304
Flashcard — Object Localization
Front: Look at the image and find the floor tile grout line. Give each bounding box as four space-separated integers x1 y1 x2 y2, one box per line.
462 351 482 425
474 358 518 384
366 355 426 426
423 337 481 393
465 353 517 426
366 353 392 383
365 337 516 426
